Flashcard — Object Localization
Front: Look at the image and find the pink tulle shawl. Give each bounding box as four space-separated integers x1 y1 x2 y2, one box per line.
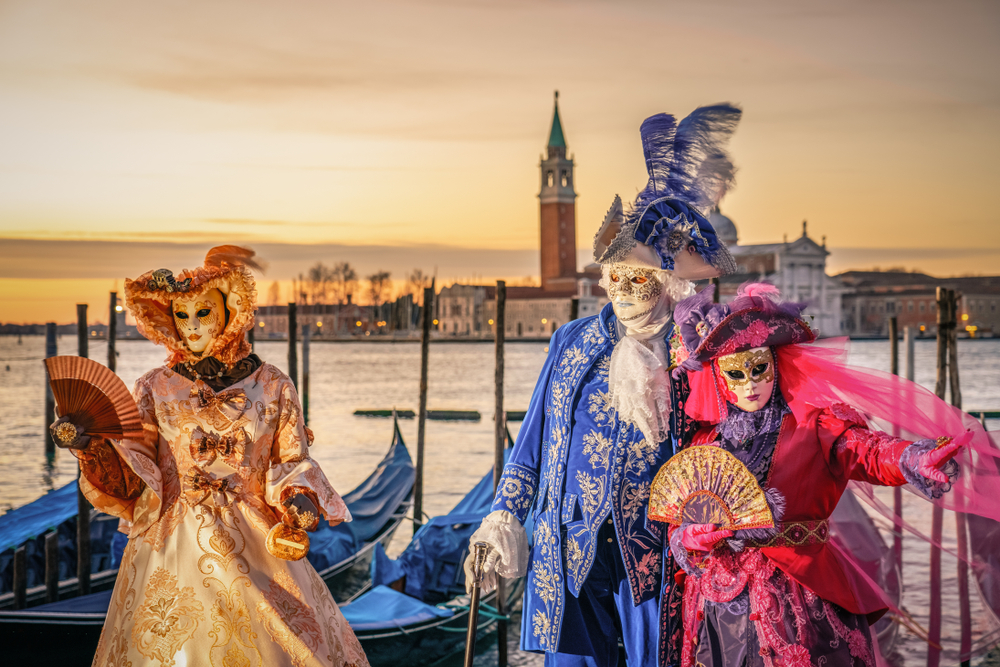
685 337 1000 521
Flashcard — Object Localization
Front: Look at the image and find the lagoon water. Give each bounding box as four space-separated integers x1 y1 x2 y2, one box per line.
1 334 999 664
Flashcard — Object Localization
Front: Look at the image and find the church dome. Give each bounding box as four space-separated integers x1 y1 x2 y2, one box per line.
709 208 738 247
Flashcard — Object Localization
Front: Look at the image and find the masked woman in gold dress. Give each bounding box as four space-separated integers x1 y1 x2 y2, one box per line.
50 246 369 667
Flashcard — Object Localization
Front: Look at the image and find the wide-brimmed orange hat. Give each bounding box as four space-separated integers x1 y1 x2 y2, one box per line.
124 246 263 366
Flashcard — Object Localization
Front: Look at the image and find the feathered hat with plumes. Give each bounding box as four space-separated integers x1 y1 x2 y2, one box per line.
594 105 741 279
125 245 265 365
673 283 815 373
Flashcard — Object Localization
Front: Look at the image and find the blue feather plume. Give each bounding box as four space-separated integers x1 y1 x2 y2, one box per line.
639 113 677 200
665 104 742 211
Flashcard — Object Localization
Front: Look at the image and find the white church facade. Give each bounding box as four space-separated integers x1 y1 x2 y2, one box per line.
712 212 845 337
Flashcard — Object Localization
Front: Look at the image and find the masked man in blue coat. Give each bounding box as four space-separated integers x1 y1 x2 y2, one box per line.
464 105 743 666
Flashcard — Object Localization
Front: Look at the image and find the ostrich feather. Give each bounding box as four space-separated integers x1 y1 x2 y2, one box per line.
665 104 742 211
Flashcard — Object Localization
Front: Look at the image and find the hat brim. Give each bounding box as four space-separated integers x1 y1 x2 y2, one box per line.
691 306 816 361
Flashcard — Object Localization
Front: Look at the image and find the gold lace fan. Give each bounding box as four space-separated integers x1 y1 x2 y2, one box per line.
44 356 145 441
648 446 774 530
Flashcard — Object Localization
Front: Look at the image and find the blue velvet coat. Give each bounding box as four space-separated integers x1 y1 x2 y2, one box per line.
491 303 678 653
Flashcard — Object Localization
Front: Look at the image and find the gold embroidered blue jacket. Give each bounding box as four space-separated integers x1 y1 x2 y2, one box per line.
491 304 676 652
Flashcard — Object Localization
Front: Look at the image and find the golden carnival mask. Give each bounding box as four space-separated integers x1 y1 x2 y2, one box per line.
172 289 227 355
716 347 776 413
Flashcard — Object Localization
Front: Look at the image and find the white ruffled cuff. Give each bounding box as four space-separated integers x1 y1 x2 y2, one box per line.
463 510 529 594
476 509 529 578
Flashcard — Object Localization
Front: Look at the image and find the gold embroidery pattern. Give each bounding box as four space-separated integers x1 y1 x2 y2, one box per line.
132 567 205 667
223 646 252 667
529 320 606 648
564 420 620 597
615 424 665 601
564 537 585 584
306 564 368 666
494 464 538 520
144 501 188 552
195 505 250 576
256 570 323 667
747 519 829 548
206 576 261 667
101 537 140 667
531 518 557 606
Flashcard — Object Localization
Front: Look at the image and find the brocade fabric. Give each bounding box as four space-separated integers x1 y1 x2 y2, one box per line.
490 303 675 653
79 363 367 667
672 404 915 667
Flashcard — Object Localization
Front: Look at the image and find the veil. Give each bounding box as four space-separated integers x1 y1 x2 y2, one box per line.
682 336 1000 661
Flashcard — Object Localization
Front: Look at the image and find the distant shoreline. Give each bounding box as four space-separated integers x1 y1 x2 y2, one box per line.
2 333 996 343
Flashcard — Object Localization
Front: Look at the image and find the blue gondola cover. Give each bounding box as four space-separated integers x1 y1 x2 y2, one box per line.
340 585 454 631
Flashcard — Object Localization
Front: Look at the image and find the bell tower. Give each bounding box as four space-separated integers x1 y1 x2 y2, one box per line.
539 91 578 292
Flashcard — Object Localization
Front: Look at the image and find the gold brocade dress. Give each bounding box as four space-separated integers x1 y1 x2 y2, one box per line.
77 362 369 667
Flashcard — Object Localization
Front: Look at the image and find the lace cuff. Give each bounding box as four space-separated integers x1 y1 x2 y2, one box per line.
899 438 960 499
669 524 701 578
468 510 529 578
265 457 351 525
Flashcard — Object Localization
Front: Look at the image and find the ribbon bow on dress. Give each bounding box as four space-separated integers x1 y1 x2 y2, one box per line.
191 383 251 423
190 428 251 466
182 467 243 507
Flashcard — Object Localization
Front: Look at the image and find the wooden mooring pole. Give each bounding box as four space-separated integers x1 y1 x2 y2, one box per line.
12 546 27 610
302 324 310 425
108 291 117 373
45 530 59 603
44 322 57 458
904 325 915 382
414 285 433 533
76 304 91 597
889 317 904 578
946 290 971 666
76 304 88 358
493 280 508 667
288 303 298 391
927 288 949 667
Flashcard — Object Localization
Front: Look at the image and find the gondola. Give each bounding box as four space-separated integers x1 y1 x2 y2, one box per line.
0 418 414 666
341 431 526 666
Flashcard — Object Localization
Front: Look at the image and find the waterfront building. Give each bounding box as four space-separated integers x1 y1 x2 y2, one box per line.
715 214 845 337
255 294 420 338
839 272 1000 337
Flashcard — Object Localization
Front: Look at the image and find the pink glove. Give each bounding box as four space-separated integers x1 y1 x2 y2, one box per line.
918 432 971 483
680 523 734 552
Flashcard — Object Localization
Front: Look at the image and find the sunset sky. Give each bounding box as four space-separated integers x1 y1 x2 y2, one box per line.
2 0 998 323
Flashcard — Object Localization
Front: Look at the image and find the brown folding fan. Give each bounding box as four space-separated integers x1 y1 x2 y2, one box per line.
44 356 145 442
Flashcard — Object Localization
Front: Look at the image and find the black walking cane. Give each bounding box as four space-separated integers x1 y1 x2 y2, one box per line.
463 542 491 667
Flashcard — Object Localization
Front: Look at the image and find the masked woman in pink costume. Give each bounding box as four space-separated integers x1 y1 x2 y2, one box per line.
650 283 1000 667
49 247 368 667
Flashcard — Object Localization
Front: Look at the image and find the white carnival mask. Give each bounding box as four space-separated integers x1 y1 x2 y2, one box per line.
172 289 227 355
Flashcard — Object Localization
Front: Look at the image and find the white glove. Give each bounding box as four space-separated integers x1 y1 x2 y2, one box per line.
463 510 529 595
